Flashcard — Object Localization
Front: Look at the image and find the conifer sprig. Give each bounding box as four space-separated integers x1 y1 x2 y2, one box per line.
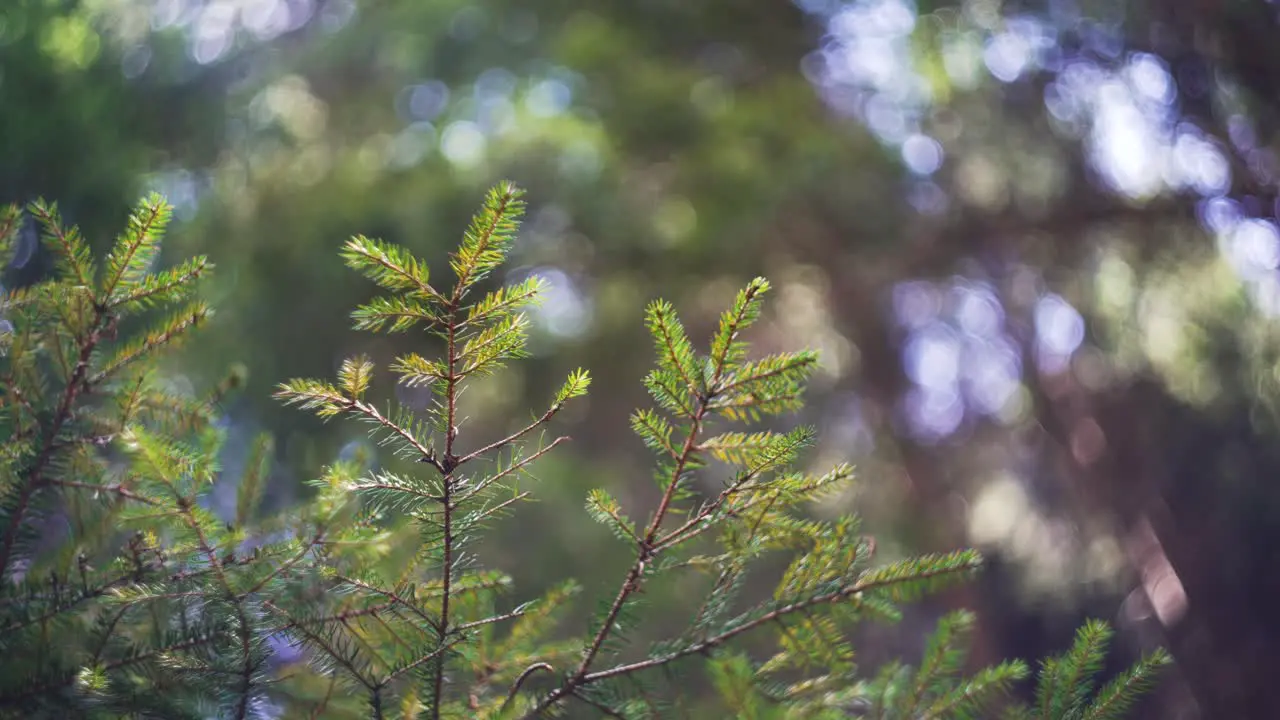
1001 620 1174 720
0 197 210 583
519 277 986 717
0 197 353 718
276 181 590 718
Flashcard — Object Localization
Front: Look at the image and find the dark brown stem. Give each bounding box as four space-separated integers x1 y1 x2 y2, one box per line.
430 300 460 720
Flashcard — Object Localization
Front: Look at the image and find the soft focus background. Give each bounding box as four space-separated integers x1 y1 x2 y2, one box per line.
8 0 1280 715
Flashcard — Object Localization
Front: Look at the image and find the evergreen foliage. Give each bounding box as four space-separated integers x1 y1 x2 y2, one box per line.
0 185 1169 718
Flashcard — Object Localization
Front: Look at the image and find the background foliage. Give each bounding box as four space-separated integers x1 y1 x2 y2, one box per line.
6 0 1280 715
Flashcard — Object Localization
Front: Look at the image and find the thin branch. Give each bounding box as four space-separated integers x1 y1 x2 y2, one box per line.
267 599 399 633
708 282 760 386
152 469 256 720
334 575 437 631
167 551 276 584
50 479 160 506
654 314 699 396
100 200 165 299
0 631 223 705
369 612 418 657
347 239 445 304
275 608 377 692
238 530 324 598
464 491 532 526
585 563 973 685
453 437 568 506
457 283 542 330
652 463 772 551
89 603 138 668
88 305 208 386
350 399 445 473
109 262 206 309
0 577 130 636
453 605 530 633
714 356 817 397
520 559 977 718
340 616 399 676
355 481 442 504
455 406 559 467
383 635 466 686
502 663 555 710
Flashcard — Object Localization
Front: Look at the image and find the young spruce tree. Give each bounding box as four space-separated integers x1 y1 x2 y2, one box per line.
0 184 1170 718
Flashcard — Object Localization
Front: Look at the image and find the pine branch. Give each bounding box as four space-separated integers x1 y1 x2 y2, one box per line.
531 393 712 713
133 428 260 720
237 529 324 597
522 557 981 717
341 235 444 302
503 662 555 710
0 203 20 264
461 275 546 330
645 299 701 396
0 568 145 638
0 628 225 705
384 635 467 687
28 200 96 291
0 295 106 580
88 301 211 385
274 385 445 472
456 410 559 467
269 603 379 693
108 256 209 310
1082 649 1172 720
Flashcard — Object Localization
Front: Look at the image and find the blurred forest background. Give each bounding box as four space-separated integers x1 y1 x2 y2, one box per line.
6 0 1280 716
